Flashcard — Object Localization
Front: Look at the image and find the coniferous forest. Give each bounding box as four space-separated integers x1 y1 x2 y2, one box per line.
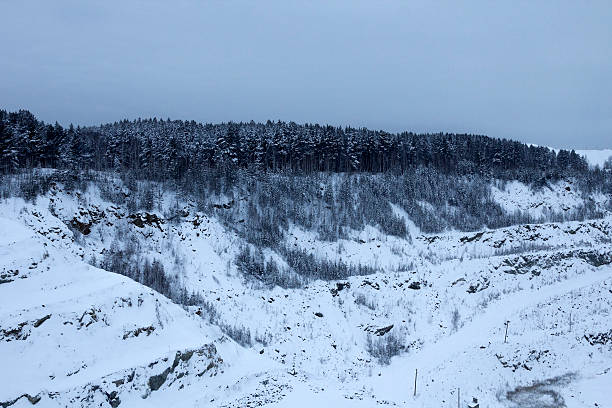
3 3 612 406
1 109 610 250
0 109 592 179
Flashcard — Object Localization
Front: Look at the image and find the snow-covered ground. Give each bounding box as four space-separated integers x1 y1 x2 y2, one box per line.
576 149 612 168
491 179 609 220
545 147 611 168
0 213 285 407
1 175 611 407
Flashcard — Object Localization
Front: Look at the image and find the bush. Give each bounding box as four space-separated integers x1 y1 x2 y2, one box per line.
235 245 304 288
366 330 405 365
219 323 252 347
354 293 377 310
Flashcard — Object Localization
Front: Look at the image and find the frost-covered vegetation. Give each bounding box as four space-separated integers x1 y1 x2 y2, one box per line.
2 109 611 235
1 108 612 407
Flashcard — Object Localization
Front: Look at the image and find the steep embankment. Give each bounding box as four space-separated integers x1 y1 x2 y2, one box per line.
0 213 280 407
1 175 611 407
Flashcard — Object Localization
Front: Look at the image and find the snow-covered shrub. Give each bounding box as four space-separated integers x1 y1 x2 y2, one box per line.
98 179 125 205
280 246 376 282
354 293 377 310
366 330 405 365
451 308 461 332
219 323 252 347
99 239 172 299
236 245 303 289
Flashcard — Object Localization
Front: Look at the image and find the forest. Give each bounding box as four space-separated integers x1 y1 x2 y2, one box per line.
1 108 610 244
0 109 594 180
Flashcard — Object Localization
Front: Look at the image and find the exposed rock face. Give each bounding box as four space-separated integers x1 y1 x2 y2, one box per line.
33 314 51 328
122 325 155 340
0 344 224 407
330 282 350 297
374 325 394 336
584 330 612 345
499 249 612 275
147 345 222 392
68 207 106 235
0 393 41 408
408 281 421 290
1 314 52 342
212 200 234 210
70 219 93 235
128 213 164 230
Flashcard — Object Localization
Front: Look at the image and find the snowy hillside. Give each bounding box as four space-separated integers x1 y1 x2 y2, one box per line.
0 209 281 407
2 0 611 403
1 173 611 407
576 149 612 168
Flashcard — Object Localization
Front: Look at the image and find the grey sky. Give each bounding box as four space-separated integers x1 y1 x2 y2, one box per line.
1 1 611 149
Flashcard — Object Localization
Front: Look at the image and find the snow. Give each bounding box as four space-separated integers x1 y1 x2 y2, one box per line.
1 219 209 395
576 149 612 168
1 175 612 407
491 179 609 220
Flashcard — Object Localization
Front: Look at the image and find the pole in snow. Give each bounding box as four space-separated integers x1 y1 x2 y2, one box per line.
504 320 510 343
414 369 418 396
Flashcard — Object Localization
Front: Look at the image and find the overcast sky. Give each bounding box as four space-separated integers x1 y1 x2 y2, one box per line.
1 1 611 149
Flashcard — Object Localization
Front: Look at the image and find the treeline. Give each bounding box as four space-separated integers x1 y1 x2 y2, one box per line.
0 109 592 182
93 232 203 306
2 108 609 238
206 170 604 238
236 245 377 288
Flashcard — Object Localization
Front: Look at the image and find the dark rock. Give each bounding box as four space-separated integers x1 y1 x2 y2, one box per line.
1 322 29 341
105 391 120 408
460 231 485 243
408 281 421 290
330 281 350 297
70 219 92 235
112 379 125 387
0 393 41 408
361 280 380 290
33 314 51 328
212 199 235 210
122 325 155 340
584 330 612 345
128 213 164 231
374 325 394 336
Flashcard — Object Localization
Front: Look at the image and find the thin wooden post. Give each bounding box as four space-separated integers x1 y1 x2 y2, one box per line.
414 368 418 396
569 312 572 332
458 387 460 408
504 320 509 343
